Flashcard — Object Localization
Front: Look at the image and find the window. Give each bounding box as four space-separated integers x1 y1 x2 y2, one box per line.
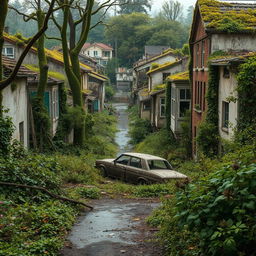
93 51 98 56
195 81 203 111
103 51 110 57
147 160 172 170
130 157 142 169
160 98 165 117
19 121 24 145
115 155 130 165
196 44 200 68
179 89 190 117
2 47 14 58
143 100 151 110
222 101 229 129
223 66 230 78
201 41 205 67
51 88 59 120
163 73 171 82
171 87 175 117
87 51 90 55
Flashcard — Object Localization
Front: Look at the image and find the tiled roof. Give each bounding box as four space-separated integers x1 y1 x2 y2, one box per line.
210 51 256 65
2 56 37 78
147 60 182 75
82 42 113 51
198 0 256 32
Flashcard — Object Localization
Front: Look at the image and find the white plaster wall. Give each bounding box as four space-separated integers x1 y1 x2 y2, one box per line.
212 34 256 52
218 67 238 140
2 78 29 148
150 64 183 89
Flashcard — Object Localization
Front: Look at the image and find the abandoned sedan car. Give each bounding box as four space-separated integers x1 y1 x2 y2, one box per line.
95 153 188 184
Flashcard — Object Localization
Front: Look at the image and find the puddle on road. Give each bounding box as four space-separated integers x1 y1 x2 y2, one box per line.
113 103 131 155
68 200 159 249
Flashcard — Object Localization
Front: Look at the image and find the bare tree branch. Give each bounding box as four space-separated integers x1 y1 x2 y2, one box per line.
0 181 94 210
0 0 57 90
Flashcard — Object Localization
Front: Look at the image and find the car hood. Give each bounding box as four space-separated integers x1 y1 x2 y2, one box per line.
151 169 187 179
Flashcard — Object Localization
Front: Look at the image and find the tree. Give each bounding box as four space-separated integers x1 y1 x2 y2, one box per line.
52 0 117 145
105 12 151 67
185 5 194 26
160 0 182 21
0 0 56 96
118 0 152 14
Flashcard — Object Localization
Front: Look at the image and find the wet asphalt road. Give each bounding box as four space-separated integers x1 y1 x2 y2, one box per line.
60 199 160 256
60 103 162 256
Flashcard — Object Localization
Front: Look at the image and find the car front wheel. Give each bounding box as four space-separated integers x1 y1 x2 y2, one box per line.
100 166 108 177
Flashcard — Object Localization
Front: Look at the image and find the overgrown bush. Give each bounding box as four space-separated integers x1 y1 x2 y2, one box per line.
149 144 256 256
128 105 152 145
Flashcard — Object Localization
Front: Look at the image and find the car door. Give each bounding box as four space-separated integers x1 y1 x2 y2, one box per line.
125 157 143 183
111 154 131 180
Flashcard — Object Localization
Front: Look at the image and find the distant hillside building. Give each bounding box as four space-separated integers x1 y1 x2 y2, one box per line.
116 67 133 92
144 46 170 59
81 43 113 66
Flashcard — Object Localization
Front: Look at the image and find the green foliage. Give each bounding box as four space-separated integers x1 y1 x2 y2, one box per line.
174 163 256 256
217 17 245 33
105 85 115 102
105 58 118 84
0 112 14 156
0 200 77 256
31 96 52 151
133 183 174 198
197 65 220 157
136 129 176 159
76 187 101 199
117 0 151 14
128 106 152 145
236 56 256 143
148 144 256 256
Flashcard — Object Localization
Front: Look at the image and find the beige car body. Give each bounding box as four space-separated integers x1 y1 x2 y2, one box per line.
95 152 188 184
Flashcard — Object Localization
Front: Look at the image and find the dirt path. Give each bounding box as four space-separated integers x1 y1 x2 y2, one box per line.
60 198 163 256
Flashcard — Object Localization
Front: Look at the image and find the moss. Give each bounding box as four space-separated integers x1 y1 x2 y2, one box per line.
150 83 166 93
25 64 66 81
199 0 256 32
82 89 93 95
147 61 178 74
167 71 189 81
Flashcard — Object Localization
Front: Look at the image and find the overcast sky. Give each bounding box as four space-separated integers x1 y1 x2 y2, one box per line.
151 0 197 15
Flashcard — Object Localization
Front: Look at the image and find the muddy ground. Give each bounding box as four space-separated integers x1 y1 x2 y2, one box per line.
60 198 163 256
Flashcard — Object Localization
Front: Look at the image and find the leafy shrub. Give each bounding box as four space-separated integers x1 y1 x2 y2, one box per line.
134 183 174 198
0 113 14 156
158 163 256 256
76 187 101 199
0 200 77 256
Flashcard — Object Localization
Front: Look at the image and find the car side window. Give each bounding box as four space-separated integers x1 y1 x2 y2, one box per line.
115 155 130 165
129 157 142 169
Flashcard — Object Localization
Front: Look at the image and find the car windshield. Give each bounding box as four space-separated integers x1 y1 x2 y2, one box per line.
147 160 172 170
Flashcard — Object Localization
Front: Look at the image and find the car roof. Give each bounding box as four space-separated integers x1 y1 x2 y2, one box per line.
122 152 166 161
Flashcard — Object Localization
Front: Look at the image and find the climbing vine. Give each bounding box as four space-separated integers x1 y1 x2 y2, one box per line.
236 56 256 143
197 65 220 157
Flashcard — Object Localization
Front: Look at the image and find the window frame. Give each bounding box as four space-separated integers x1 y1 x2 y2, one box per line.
2 46 15 58
222 101 229 130
179 88 191 118
115 154 131 166
160 97 166 118
129 157 142 169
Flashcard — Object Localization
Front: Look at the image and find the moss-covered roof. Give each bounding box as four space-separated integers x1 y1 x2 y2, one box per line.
147 60 180 75
3 33 109 81
167 71 189 81
150 83 166 95
25 64 66 81
198 0 256 32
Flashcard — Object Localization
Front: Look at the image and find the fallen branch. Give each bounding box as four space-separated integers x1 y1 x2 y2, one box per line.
0 181 93 210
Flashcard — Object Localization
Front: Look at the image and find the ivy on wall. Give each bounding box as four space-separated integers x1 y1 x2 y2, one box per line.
236 56 256 143
197 65 220 157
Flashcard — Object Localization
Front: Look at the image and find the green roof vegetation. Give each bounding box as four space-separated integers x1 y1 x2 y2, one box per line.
167 71 189 81
147 61 178 74
150 83 166 94
25 64 66 81
199 0 256 32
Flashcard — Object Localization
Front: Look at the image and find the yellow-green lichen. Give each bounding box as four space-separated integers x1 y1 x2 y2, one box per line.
167 71 189 81
147 61 178 74
199 0 256 32
150 83 166 94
